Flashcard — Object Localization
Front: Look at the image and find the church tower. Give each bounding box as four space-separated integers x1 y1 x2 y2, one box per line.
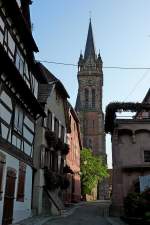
76 20 106 158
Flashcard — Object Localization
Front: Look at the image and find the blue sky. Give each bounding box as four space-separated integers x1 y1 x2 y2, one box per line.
31 0 150 168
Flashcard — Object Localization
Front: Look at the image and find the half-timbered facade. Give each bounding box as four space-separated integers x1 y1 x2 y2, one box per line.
33 63 70 215
0 1 44 224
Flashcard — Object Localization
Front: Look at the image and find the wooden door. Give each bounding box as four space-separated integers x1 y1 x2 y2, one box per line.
2 167 16 225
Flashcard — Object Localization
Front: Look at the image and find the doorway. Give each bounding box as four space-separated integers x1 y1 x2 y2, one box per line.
2 167 16 225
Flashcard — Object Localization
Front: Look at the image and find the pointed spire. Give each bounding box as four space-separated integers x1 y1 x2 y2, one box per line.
84 19 96 60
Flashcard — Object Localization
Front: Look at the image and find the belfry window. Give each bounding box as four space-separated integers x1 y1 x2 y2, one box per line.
85 89 89 107
92 89 96 108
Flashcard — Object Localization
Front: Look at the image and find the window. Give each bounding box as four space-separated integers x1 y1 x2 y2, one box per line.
85 89 89 107
0 103 12 124
0 153 6 200
24 141 32 156
54 118 59 137
24 63 31 89
31 75 38 98
8 31 15 56
0 29 3 44
14 106 23 132
15 48 24 76
93 120 95 128
1 124 9 139
144 151 150 162
24 116 34 132
3 29 15 61
61 125 64 142
0 16 4 44
23 126 33 144
92 89 96 108
47 151 57 172
17 161 26 202
47 110 52 130
84 119 88 130
0 91 13 110
0 16 4 31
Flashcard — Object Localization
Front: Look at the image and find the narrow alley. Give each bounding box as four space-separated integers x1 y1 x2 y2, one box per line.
43 201 122 225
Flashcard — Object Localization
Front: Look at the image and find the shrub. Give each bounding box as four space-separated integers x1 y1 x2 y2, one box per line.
124 188 150 219
44 168 61 190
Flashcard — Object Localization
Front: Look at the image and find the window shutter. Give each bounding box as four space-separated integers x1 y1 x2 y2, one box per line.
17 161 26 202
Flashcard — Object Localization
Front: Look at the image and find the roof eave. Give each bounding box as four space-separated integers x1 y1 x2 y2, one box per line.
3 0 38 52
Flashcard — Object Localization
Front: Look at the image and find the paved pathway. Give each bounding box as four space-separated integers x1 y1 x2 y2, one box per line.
44 201 110 225
12 201 127 225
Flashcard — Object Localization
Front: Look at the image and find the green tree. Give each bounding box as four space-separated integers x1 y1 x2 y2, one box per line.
80 148 108 195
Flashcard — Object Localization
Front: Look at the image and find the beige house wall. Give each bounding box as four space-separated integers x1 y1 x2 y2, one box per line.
112 119 150 215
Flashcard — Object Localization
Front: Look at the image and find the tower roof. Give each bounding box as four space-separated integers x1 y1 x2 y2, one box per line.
84 19 96 60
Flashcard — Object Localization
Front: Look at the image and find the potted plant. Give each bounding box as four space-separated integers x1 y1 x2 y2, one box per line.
44 167 61 190
45 130 58 148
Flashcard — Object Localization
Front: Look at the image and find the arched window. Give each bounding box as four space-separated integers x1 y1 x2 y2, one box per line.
92 89 96 108
85 89 89 107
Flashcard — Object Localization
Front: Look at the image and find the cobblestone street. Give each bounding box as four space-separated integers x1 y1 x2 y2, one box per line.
44 202 111 225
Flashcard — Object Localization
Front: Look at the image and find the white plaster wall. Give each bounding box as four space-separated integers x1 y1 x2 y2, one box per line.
0 149 32 224
46 88 66 127
13 165 32 223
